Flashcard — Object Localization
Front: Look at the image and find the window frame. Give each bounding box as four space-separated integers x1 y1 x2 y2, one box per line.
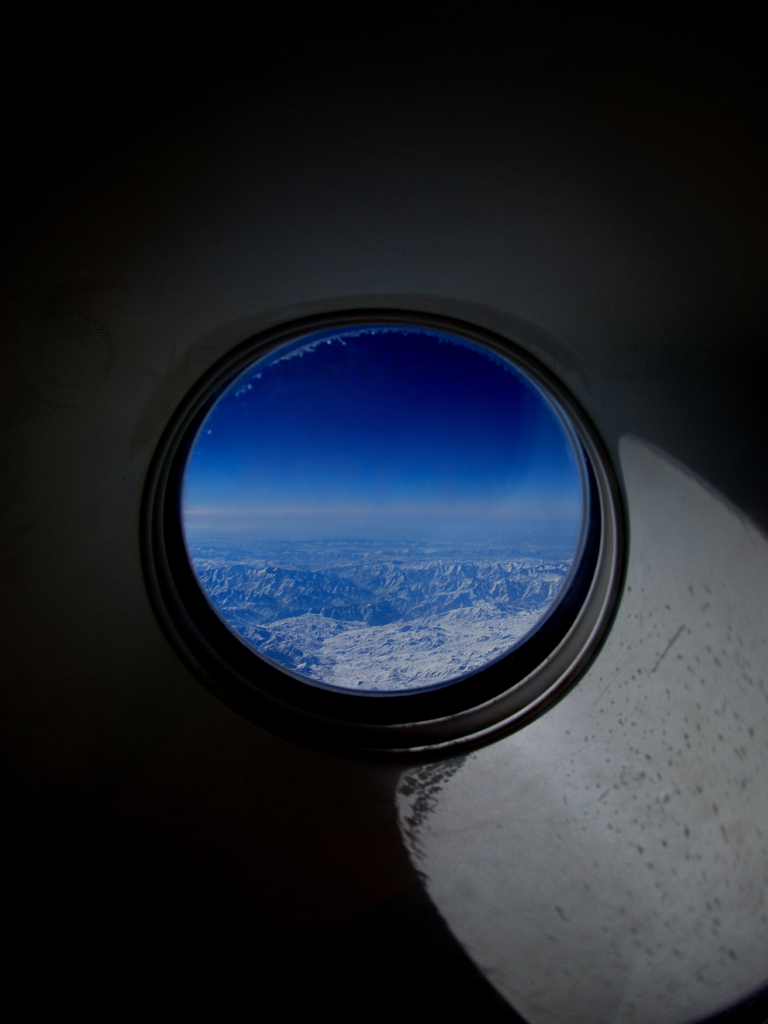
141 310 625 759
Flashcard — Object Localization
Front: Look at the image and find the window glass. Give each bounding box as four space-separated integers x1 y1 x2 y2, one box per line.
182 325 585 692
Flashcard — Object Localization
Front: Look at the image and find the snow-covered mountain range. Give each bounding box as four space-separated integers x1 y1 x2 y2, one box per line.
188 541 572 691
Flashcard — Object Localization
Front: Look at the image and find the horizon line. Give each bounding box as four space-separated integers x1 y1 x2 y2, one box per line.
183 505 582 520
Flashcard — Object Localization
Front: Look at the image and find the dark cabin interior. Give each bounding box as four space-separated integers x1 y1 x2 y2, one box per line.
2 12 767 1022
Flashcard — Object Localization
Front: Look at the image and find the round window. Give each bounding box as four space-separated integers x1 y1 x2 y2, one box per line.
143 312 624 758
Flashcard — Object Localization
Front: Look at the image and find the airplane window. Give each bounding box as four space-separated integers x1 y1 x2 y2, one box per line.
182 325 584 692
144 313 623 756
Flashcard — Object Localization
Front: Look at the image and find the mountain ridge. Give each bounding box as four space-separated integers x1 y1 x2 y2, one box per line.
189 541 572 690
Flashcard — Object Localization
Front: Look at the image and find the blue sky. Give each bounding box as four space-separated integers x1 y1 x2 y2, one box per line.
182 325 584 543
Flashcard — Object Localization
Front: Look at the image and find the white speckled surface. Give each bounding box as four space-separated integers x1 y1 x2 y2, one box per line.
398 436 768 1024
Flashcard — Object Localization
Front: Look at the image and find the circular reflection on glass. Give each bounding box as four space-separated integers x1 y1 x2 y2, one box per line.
181 324 586 692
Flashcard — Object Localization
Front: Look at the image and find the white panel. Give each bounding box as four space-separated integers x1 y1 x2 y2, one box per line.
398 436 768 1024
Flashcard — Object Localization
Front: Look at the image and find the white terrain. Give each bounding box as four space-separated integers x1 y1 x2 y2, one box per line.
188 540 572 691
